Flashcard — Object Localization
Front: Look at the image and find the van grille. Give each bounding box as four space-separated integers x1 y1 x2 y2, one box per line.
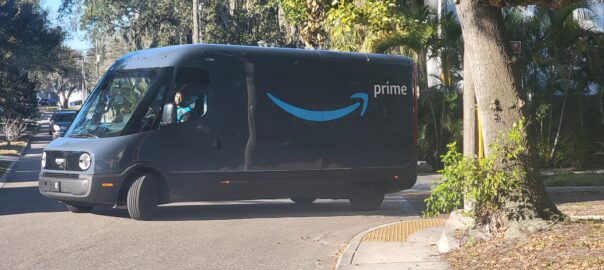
43 172 80 179
44 151 83 171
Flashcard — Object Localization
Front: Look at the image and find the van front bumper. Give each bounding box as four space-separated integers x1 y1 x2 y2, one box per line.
38 171 123 206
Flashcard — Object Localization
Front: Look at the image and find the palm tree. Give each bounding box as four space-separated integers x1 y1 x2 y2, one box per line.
372 9 463 168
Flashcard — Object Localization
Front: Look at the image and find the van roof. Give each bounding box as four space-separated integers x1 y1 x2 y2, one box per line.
111 44 413 70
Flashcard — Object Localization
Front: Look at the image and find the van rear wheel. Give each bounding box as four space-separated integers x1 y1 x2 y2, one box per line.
349 184 385 211
291 197 316 205
127 174 158 220
65 203 93 213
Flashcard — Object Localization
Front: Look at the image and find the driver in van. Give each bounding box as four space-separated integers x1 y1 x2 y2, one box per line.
173 90 195 123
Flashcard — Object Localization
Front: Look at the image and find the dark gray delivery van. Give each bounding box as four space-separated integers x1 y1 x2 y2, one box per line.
39 44 418 220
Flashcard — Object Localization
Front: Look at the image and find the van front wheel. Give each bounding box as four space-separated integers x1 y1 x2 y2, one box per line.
127 174 158 220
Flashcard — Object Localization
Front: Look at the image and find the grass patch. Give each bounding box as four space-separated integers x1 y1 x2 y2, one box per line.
544 173 604 187
0 160 10 176
0 136 30 156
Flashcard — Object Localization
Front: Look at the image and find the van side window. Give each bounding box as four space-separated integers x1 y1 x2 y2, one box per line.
171 68 210 123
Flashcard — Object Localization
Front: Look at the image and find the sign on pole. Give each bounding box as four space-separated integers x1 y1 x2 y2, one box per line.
510 41 521 54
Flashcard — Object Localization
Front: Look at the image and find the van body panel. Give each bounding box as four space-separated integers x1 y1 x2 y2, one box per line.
39 44 417 207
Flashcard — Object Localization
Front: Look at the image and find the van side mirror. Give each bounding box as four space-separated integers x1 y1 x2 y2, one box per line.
160 103 175 126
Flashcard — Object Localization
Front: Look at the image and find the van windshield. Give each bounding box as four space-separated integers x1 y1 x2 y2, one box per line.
67 68 168 138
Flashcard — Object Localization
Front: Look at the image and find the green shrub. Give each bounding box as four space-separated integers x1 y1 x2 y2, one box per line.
423 121 526 223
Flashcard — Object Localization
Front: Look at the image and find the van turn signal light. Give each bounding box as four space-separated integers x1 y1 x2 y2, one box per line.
101 183 114 187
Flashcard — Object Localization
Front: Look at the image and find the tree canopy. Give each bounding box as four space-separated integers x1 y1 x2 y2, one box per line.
0 0 64 118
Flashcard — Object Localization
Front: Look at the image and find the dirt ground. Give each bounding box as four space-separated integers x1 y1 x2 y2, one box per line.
446 221 604 270
446 191 604 270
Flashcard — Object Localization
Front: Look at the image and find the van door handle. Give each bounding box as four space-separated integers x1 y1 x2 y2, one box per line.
212 139 221 150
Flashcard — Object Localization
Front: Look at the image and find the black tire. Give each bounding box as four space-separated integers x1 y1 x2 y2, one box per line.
66 203 93 213
291 197 316 205
127 174 158 220
349 184 385 211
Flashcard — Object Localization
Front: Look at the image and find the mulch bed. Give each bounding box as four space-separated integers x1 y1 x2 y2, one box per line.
446 220 604 270
446 191 604 269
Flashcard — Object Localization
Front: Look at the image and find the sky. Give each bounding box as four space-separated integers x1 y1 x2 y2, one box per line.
41 0 91 51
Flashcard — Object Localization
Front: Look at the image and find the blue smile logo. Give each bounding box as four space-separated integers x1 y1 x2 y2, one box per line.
266 92 368 122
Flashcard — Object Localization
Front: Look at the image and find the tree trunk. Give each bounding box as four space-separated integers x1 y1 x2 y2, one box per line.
229 0 237 16
463 48 478 211
192 0 199 43
463 50 477 157
456 0 560 222
61 86 77 109
300 0 326 48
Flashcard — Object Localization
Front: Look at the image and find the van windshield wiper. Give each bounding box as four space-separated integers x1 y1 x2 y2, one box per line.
69 133 99 139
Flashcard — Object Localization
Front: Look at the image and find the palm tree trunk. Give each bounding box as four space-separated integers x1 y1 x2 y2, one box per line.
549 61 574 161
549 90 567 161
420 53 440 162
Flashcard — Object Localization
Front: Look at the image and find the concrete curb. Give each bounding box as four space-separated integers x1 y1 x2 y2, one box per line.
336 221 407 269
0 124 39 190
546 186 604 193
570 215 604 221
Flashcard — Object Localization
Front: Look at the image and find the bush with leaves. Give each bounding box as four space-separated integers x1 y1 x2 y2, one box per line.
424 121 529 225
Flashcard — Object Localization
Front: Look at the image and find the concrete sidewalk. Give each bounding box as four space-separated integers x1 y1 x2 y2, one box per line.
334 180 604 270
337 219 450 270
0 121 50 189
0 155 19 162
332 175 449 269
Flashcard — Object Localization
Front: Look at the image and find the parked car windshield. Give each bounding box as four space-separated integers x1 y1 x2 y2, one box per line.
52 112 76 122
67 68 168 138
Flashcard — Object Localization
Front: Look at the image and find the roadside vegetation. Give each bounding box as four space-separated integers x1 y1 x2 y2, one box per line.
0 138 30 156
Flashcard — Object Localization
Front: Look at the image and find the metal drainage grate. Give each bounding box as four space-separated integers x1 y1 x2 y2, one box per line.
361 219 446 242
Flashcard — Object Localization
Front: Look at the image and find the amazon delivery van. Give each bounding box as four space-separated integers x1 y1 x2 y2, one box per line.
39 44 418 220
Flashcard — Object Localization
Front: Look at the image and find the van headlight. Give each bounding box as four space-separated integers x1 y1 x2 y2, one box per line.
52 124 61 132
41 152 46 168
78 153 91 170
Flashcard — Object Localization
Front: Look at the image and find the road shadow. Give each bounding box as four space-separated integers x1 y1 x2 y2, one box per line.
549 191 604 204
92 197 419 221
0 187 67 216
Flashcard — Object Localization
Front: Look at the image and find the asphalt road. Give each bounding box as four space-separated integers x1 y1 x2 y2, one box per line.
0 122 435 270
